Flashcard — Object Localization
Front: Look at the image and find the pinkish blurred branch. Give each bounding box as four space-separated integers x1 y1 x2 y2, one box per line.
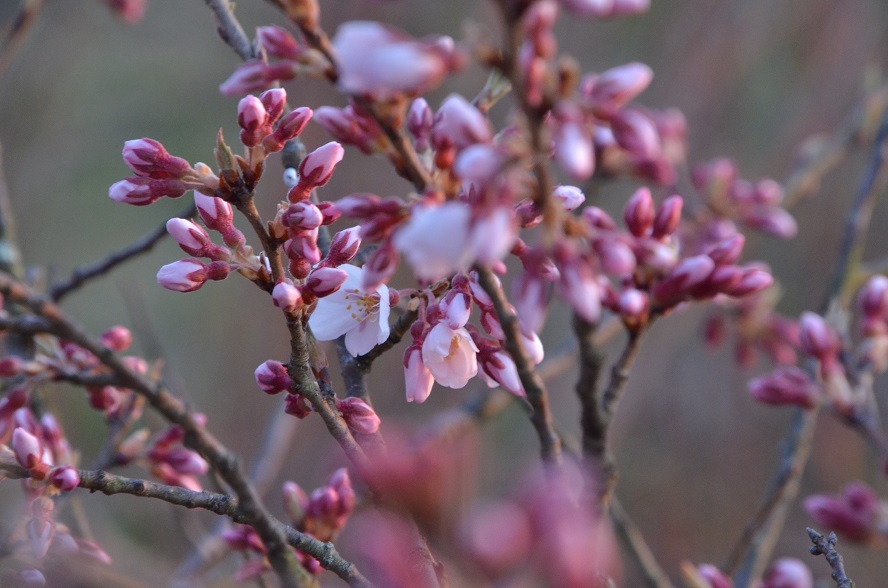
0 271 310 587
49 204 197 302
475 265 562 463
0 143 23 277
806 529 855 588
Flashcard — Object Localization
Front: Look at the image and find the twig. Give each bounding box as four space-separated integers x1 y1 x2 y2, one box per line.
49 204 197 301
728 112 888 586
0 272 310 588
474 265 561 463
806 528 855 588
609 497 675 588
202 0 257 61
0 457 372 587
0 142 23 277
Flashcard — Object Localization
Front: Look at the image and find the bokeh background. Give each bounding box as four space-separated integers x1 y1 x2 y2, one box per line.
1 0 888 585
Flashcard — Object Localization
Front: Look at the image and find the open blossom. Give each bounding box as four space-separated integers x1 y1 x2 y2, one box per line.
308 265 391 357
394 202 515 282
422 323 479 388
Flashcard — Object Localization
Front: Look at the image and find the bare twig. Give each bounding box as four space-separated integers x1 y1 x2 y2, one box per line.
0 273 310 588
806 529 855 588
475 265 561 463
0 457 372 587
49 204 197 301
202 0 257 61
728 113 888 586
609 498 675 588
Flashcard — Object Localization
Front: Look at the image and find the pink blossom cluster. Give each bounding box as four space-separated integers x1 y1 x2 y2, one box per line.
224 469 356 581
804 481 888 545
694 558 813 588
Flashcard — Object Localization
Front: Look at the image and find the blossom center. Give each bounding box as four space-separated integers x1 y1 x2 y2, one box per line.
444 335 460 360
343 289 380 322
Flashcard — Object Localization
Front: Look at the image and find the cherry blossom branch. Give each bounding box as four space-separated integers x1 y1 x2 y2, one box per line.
609 497 675 588
475 265 561 463
806 529 855 588
0 457 372 587
728 112 888 587
49 204 197 301
0 273 310 587
202 0 258 61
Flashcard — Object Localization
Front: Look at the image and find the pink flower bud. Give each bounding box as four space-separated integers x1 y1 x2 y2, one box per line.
553 119 595 180
859 275 888 319
652 255 715 305
49 466 80 492
725 266 773 297
257 26 303 60
164 448 209 476
166 218 217 257
260 88 287 123
748 367 818 409
408 97 433 150
284 393 312 418
624 187 655 237
282 201 324 230
194 192 234 231
156 259 230 293
404 345 434 403
743 206 798 239
706 234 745 266
440 285 472 330
652 195 683 239
337 397 381 435
555 245 602 323
304 267 349 298
580 62 653 117
13 427 43 470
0 356 24 377
804 482 880 543
284 231 322 266
290 142 344 200
219 59 298 96
479 347 524 396
109 178 187 206
453 144 504 185
237 96 268 148
122 138 192 180
255 360 294 395
432 94 493 151
593 237 636 276
696 564 732 588
615 288 648 319
272 281 304 313
26 517 55 559
283 480 310 523
19 568 45 586
264 107 313 153
100 325 133 352
582 206 617 230
798 312 840 361
611 108 661 158
325 227 362 267
761 558 812 588
361 241 399 291
553 185 586 211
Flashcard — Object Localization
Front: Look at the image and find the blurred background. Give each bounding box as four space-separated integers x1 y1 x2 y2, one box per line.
1 0 888 585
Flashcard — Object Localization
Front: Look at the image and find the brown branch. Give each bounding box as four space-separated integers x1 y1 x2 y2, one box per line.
202 0 257 61
728 112 888 587
0 273 310 588
609 497 675 588
49 204 197 302
807 529 855 588
474 265 561 463
0 457 372 587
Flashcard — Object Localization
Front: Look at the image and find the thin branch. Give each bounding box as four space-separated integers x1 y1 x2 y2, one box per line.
806 529 855 588
609 497 675 588
474 265 561 463
0 142 23 277
728 112 888 586
49 204 197 301
0 458 372 587
202 0 257 61
0 273 309 588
